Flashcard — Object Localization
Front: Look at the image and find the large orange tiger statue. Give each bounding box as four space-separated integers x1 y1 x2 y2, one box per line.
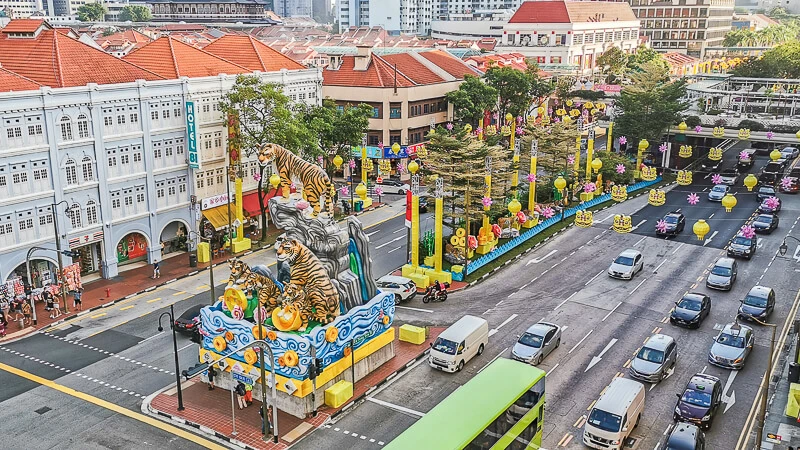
276 239 340 331
258 143 335 217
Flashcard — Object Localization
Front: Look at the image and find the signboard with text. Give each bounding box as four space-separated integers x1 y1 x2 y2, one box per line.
185 101 200 169
201 193 231 210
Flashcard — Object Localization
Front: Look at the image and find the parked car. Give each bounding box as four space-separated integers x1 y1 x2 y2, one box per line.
376 275 417 304
706 257 737 291
790 167 800 178
707 184 729 201
727 233 757 259
174 303 204 334
376 178 410 195
657 211 685 236
756 185 777 202
629 334 677 383
674 373 723 430
752 214 779 233
661 423 706 449
670 293 711 328
511 321 562 365
759 197 782 213
738 285 776 321
780 177 800 194
719 169 739 185
708 322 754 370
608 249 644 280
782 146 800 159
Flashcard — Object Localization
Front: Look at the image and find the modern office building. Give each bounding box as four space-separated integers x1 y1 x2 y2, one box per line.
274 0 312 17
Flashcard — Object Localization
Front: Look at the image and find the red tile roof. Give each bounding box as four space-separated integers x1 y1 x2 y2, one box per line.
418 50 481 79
124 36 250 79
202 35 305 72
0 28 164 88
509 1 570 23
0 67 41 92
97 29 151 48
509 1 637 24
2 19 45 33
323 54 415 88
381 53 444 85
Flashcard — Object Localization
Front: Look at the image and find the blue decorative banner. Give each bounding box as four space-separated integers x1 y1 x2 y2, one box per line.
185 101 200 169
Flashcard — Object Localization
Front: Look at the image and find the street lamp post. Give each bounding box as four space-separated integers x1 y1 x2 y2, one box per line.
158 304 184 411
52 200 70 314
743 315 777 450
188 231 216 305
779 235 800 258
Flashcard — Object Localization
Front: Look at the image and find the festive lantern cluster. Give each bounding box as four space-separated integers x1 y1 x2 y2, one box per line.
679 145 693 158
575 209 593 228
677 170 693 186
708 147 722 161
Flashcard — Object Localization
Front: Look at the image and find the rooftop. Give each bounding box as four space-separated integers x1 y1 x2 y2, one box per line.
124 36 250 78
202 34 305 72
509 1 638 24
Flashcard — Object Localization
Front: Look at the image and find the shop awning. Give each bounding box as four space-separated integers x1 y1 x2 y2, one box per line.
241 188 279 217
202 204 235 230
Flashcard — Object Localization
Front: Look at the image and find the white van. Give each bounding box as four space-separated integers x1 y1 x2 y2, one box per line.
428 315 489 373
583 377 645 450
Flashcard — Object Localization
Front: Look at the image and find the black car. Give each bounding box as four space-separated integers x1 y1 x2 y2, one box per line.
670 293 711 328
756 185 777 202
174 303 204 334
758 172 780 186
662 423 706 450
738 285 775 321
418 196 430 213
674 373 723 430
727 234 757 259
699 157 721 172
752 213 779 233
763 161 785 175
737 149 755 171
790 167 800 178
758 197 781 214
780 176 800 194
657 211 686 236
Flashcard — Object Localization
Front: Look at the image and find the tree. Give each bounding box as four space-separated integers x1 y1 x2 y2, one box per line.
77 2 107 21
485 64 553 119
594 150 634 185
519 122 580 202
119 5 152 21
626 45 668 72
301 99 373 167
732 42 800 78
445 75 497 126
596 46 628 79
220 75 313 242
614 60 688 146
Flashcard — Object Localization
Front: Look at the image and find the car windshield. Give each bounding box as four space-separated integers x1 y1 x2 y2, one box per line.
712 186 726 193
614 256 634 266
587 408 622 433
717 332 746 348
711 265 732 276
637 346 665 364
732 236 752 246
432 338 458 355
744 294 768 307
664 216 679 224
755 215 772 224
681 388 713 407
518 332 544 348
179 305 203 320
759 188 775 195
677 298 702 311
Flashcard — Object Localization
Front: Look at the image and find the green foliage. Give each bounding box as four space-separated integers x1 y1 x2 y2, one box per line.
485 64 553 118
519 121 580 199
626 45 668 73
737 119 765 131
596 46 628 78
683 116 701 128
77 2 107 21
554 76 575 102
300 98 372 162
615 60 688 144
569 90 605 101
723 23 799 47
595 150 634 185
119 5 152 21
446 75 497 126
732 42 800 78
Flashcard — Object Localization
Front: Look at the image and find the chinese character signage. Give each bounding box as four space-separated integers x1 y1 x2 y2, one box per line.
227 112 241 168
185 101 200 169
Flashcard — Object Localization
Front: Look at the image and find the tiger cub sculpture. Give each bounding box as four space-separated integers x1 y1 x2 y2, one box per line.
258 143 335 217
276 239 340 331
228 258 282 312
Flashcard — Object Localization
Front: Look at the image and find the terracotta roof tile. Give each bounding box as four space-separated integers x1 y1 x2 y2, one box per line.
509 1 570 23
0 67 41 91
124 36 250 79
202 35 305 72
509 1 637 24
418 50 481 79
0 29 164 88
323 54 415 88
381 53 444 85
2 19 45 33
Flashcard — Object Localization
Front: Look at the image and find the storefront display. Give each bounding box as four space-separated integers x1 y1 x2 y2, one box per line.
117 232 148 264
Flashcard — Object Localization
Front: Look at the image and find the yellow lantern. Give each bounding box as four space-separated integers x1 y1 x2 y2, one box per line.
693 219 710 240
591 158 603 173
591 108 599 115
638 139 649 151
269 173 281 189
408 160 419 174
796 130 800 140
554 176 567 191
570 109 580 117
743 173 758 191
464 124 473 134
679 145 693 158
677 170 692 186
738 128 751 140
596 102 606 110
391 142 401 155
721 193 737 212
355 182 368 199
333 154 343 169
505 113 514 124
508 199 522 214
678 121 687 133
770 149 782 161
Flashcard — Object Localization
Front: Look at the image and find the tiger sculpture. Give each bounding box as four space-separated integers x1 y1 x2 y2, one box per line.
275 239 340 331
228 258 282 312
258 143 335 217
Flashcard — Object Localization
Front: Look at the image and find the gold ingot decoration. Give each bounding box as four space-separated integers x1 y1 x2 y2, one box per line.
611 185 628 202
575 209 593 228
679 145 693 158
708 147 722 161
648 189 666 206
738 128 751 140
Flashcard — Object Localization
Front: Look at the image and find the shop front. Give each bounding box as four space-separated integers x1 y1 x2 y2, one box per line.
160 221 189 256
69 231 104 276
116 232 149 266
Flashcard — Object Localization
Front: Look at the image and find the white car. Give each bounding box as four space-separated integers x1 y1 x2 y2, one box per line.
608 249 644 280
376 179 410 195
376 275 417 304
782 146 799 160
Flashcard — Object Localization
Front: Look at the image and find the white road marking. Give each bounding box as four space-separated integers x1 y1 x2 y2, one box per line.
489 314 518 337
375 236 404 249
672 243 685 255
594 214 615 224
555 292 577 311
526 249 557 266
629 278 647 295
366 230 381 237
392 228 404 233
547 363 560 376
177 343 194 352
478 347 508 374
395 306 434 313
569 330 594 354
366 397 425 417
138 332 164 344
631 219 647 231
585 338 618 372
585 270 604 286
703 230 719 247
653 260 667 273
722 370 738 413
708 213 715 219
634 236 646 247
387 246 403 254
602 302 623 322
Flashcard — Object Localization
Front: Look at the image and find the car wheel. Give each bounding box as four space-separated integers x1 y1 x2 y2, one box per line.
477 344 484 356
555 338 560 348
536 354 543 365
393 294 402 305
398 189 404 195
457 361 464 372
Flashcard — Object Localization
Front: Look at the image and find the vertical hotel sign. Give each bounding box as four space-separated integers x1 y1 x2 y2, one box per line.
185 101 200 169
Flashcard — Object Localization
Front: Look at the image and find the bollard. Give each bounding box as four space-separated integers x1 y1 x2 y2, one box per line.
19 318 24 330
106 288 110 298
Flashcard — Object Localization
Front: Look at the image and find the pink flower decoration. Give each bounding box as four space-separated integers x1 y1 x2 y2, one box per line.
339 186 349 196
739 150 750 160
694 125 703 133
619 136 627 145
493 112 500 119
781 177 793 190
232 305 244 320
526 173 537 183
378 141 383 148
687 193 700 205
296 199 309 210
567 155 575 165
542 207 555 219
348 159 356 169
766 131 774 140
547 108 553 114
584 182 596 193
516 127 525 136
256 306 268 322
553 117 560 123
467 235 478 250
765 196 780 210
711 173 722 184
656 219 668 234
446 123 454 131
397 163 406 174
516 211 527 224
740 225 756 239
317 155 324 164
659 142 668 153
375 187 383 196
253 172 262 182
481 196 493 207
475 127 483 135
491 223 502 237
616 164 626 174
221 299 229 311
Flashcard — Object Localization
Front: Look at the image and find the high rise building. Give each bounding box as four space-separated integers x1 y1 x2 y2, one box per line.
275 0 312 17
312 0 331 22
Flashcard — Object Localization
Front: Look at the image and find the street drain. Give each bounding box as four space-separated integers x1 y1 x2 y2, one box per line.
34 406 51 415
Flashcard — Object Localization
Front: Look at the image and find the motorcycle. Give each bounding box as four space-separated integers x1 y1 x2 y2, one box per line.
422 282 450 303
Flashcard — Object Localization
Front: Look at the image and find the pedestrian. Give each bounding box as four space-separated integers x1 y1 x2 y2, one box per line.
235 381 247 409
206 366 216 391
0 310 7 337
11 298 21 321
0 295 10 320
244 382 253 405
73 288 83 311
21 301 31 326
43 289 53 311
260 404 273 436
152 261 161 279
52 293 62 318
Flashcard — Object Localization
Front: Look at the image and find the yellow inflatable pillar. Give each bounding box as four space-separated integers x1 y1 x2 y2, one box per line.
606 122 613 153
411 194 419 267
586 129 596 191
478 117 484 141
230 175 252 253
524 140 539 229
361 146 368 187
574 124 582 175
426 178 451 285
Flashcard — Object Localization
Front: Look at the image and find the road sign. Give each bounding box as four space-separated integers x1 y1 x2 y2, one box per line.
232 371 254 386
766 434 781 444
376 177 383 183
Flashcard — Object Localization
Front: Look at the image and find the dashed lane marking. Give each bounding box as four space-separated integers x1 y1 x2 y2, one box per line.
89 313 106 319
146 298 162 303
120 305 135 311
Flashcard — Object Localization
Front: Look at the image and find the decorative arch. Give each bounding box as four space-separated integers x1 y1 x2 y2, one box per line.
64 157 78 185
159 218 190 254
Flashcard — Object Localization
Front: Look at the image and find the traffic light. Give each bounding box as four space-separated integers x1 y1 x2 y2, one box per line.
309 358 324 381
61 250 80 258
182 362 209 380
315 358 323 372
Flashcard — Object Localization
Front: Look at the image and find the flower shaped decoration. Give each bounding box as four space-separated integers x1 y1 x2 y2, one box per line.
584 182 596 193
467 235 478 250
339 185 349 197
740 225 756 239
397 163 406 174
567 155 575 165
711 173 723 184
739 150 750 160
542 207 555 219
375 187 383 196
659 142 668 153
475 127 483 135
348 158 356 169
253 172 262 182
255 306 268 322
491 223 502 238
619 136 628 145
317 155 324 165
781 177 794 190
765 196 780 210
493 112 500 119
766 131 774 140
481 196 493 208
446 122 454 131
232 305 244 320
516 126 525 136
296 199 309 210
516 211 527 224
656 219 668 234
694 125 703 133
687 193 700 205
547 107 553 114
526 173 537 183
616 164 626 174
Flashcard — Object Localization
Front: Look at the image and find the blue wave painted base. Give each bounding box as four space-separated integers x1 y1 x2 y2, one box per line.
199 291 396 380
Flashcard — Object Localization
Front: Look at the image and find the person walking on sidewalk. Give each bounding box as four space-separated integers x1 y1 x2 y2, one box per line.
235 381 247 409
206 366 216 390
51 293 62 319
21 301 31 326
260 405 273 437
73 288 83 311
43 289 54 312
244 382 253 406
152 261 161 279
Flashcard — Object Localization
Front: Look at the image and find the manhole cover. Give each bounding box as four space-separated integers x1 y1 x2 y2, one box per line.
624 436 638 448
35 406 51 415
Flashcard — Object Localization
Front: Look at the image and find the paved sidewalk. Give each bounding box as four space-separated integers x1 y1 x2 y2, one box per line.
761 330 800 450
144 325 443 449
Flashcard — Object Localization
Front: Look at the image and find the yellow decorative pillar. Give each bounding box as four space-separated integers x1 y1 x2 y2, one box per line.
574 118 582 175
523 139 539 229
477 156 496 255
230 172 252 253
606 122 613 153
401 161 429 287
478 117 484 140
585 129 595 180
427 178 451 285
634 139 649 179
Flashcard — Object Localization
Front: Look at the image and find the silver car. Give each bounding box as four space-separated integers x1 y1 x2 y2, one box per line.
629 334 677 383
511 321 562 365
706 257 737 291
708 322 754 370
608 249 644 280
707 184 729 201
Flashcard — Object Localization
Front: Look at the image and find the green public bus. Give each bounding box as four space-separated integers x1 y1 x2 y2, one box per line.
386 358 546 450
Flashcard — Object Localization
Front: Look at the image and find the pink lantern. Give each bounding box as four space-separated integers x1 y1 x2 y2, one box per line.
482 196 493 207
348 159 356 169
542 207 555 219
619 136 628 145
317 155 324 164
711 173 722 184
687 193 700 205
615 164 626 174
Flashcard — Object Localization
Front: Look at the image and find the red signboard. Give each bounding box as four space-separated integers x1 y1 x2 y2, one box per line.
405 190 412 228
117 232 148 262
595 84 622 93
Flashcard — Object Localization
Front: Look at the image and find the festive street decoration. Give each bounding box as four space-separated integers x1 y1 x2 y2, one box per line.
348 158 356 169
694 125 703 133
721 193 737 212
648 189 666 206
679 145 693 158
770 149 782 161
641 165 657 181
678 121 687 133
611 185 628 202
677 170 693 186
708 147 723 161
711 174 723 184
739 150 750 160
584 182 596 193
740 225 756 239
619 136 627 145
616 164 626 174
575 209 593 228
656 220 668 234
781 177 794 191
567 155 575 165
712 127 725 138
482 196 493 208
339 185 349 196
613 215 633 233
374 187 383 197
526 173 537 183
693 219 710 240
765 196 780 210
687 192 700 205
738 128 751 140
744 174 758 191
541 207 555 219
659 142 668 153
766 131 774 140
